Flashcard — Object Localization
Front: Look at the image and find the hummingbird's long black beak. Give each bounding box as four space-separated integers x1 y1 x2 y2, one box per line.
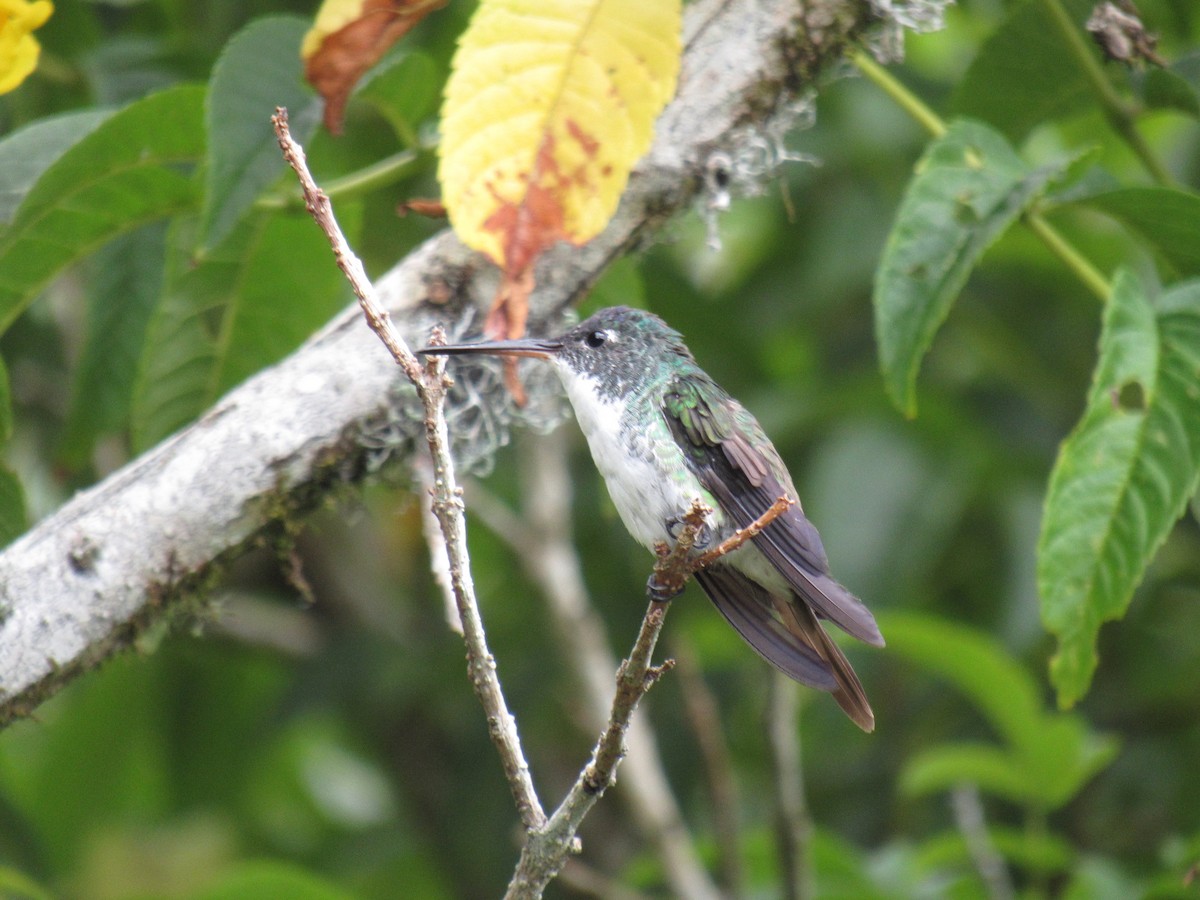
417 336 562 360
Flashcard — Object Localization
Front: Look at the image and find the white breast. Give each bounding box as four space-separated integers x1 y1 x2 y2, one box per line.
554 364 720 552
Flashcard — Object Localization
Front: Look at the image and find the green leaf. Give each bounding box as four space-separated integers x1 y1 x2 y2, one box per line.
0 108 113 226
131 209 353 451
883 612 1117 809
0 353 12 443
901 742 1034 804
355 50 440 144
188 861 355 900
0 464 27 548
880 613 1044 755
874 119 1067 415
0 85 205 336
201 16 321 252
58 223 168 469
0 357 22 545
1038 270 1200 706
131 217 231 451
1063 858 1145 900
952 0 1096 143
215 213 355 392
0 656 172 873
1139 50 1200 119
1075 187 1200 278
914 827 1075 877
0 866 53 900
1141 69 1200 118
1017 715 1117 809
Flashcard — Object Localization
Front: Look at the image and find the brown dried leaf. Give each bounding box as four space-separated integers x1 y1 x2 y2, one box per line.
302 0 447 134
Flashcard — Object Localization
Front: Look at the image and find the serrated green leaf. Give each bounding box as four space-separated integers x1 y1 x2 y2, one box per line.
201 16 321 252
0 85 205 336
131 209 354 451
0 464 28 548
1076 187 1200 278
0 108 113 226
1039 270 1200 706
130 217 225 452
216 213 354 392
874 119 1068 415
952 0 1096 142
355 50 440 145
58 223 168 469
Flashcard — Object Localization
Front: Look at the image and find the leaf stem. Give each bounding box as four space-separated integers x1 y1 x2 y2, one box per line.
852 48 1111 302
257 148 421 210
1024 211 1109 301
1035 0 1172 186
850 50 945 139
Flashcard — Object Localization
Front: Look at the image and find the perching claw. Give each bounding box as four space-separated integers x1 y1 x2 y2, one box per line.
646 571 684 603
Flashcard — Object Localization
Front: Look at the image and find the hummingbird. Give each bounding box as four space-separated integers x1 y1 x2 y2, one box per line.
419 306 883 730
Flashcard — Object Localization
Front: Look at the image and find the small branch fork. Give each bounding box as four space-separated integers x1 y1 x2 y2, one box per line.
651 495 794 599
507 498 789 897
273 106 793 897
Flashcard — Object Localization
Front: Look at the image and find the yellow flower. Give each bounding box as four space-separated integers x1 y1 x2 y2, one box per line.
0 0 53 95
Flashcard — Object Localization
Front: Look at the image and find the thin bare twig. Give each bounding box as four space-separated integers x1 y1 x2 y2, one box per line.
951 784 1015 900
673 636 744 897
415 459 464 634
768 672 814 900
273 108 545 831
510 431 720 899
271 108 423 385
506 599 675 899
694 496 794 568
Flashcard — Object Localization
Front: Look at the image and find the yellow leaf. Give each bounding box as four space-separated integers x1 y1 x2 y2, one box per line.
0 0 53 95
439 0 681 274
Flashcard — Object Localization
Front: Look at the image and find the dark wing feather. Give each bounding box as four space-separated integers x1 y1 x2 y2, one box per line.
694 566 837 691
696 565 875 731
663 378 884 647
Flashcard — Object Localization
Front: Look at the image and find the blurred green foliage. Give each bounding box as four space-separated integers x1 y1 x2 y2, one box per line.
1 0 1200 897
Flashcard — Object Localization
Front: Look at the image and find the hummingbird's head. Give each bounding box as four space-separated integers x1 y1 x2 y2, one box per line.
419 307 693 401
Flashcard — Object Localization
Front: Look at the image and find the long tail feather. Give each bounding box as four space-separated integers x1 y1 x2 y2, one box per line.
771 593 875 732
695 567 837 691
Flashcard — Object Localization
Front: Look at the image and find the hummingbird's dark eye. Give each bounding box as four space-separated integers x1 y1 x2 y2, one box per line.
585 330 609 348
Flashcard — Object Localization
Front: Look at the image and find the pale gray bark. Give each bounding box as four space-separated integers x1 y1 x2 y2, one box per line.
0 0 876 724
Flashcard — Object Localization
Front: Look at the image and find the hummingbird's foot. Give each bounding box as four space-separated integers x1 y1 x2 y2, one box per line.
646 571 685 603
667 515 713 550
